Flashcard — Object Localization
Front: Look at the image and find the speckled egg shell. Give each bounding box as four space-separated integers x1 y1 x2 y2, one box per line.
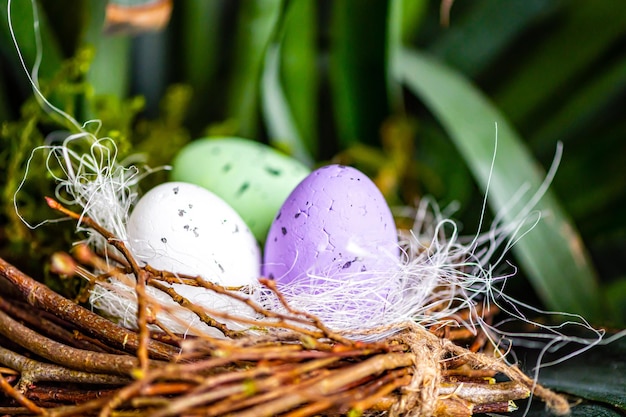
126 182 260 287
170 137 310 242
263 165 399 284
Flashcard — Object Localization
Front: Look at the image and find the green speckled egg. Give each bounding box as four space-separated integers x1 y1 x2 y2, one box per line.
171 137 310 242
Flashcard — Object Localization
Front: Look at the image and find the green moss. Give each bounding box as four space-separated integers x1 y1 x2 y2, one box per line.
0 49 191 293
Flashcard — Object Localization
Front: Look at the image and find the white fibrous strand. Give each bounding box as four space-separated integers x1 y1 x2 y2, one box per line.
16 133 158 256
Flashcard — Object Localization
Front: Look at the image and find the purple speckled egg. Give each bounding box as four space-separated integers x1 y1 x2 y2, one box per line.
263 165 399 287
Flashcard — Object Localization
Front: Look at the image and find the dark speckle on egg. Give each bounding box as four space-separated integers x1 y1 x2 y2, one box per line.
236 182 250 196
276 211 282 220
178 209 185 217
222 163 232 172
264 166 281 176
173 186 179 195
188 204 193 209
281 227 287 236
294 212 301 218
161 237 167 243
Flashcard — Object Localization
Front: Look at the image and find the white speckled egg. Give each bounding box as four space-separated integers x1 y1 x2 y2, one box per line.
127 182 260 287
263 165 399 286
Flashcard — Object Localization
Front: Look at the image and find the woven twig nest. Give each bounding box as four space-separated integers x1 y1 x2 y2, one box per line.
0 200 570 417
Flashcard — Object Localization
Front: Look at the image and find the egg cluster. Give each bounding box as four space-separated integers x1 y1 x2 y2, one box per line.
125 137 400 333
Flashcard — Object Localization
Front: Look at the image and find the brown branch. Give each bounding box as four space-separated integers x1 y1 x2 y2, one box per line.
45 396 113 417
147 279 236 338
227 353 415 417
26 386 117 406
45 197 153 372
0 373 46 415
0 256 177 361
134 269 151 374
147 269 331 340
0 297 107 354
151 357 342 417
443 339 571 415
438 381 530 403
0 307 140 376
0 345 130 387
473 400 518 414
144 263 361 346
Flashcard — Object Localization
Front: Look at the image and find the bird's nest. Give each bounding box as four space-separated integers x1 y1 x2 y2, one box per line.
0 199 570 417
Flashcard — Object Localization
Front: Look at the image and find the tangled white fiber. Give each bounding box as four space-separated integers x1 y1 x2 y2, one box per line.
17 134 153 250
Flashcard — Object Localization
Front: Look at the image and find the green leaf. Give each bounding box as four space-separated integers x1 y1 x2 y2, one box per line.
226 0 283 138
429 0 558 77
529 55 626 152
396 48 602 320
534 335 626 413
604 279 626 327
179 0 222 127
387 0 428 110
329 0 390 147
261 42 313 166
279 0 318 159
82 0 131 119
522 404 625 417
396 0 428 44
493 0 626 126
0 0 63 87
260 0 317 165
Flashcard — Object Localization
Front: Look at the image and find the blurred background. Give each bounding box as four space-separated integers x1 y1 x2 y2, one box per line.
1 0 625 328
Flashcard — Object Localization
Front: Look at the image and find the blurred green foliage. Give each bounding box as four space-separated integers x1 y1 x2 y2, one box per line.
1 0 625 329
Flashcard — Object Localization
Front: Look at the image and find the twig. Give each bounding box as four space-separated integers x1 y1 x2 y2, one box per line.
26 386 117 406
0 257 178 360
45 197 152 372
438 381 529 403
0 373 46 416
229 353 415 417
0 297 107 353
148 269 335 341
134 269 151 374
260 278 355 345
0 307 140 375
0 345 130 387
147 279 236 338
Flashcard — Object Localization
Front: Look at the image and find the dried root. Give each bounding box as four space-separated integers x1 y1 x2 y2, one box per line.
0 200 570 416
